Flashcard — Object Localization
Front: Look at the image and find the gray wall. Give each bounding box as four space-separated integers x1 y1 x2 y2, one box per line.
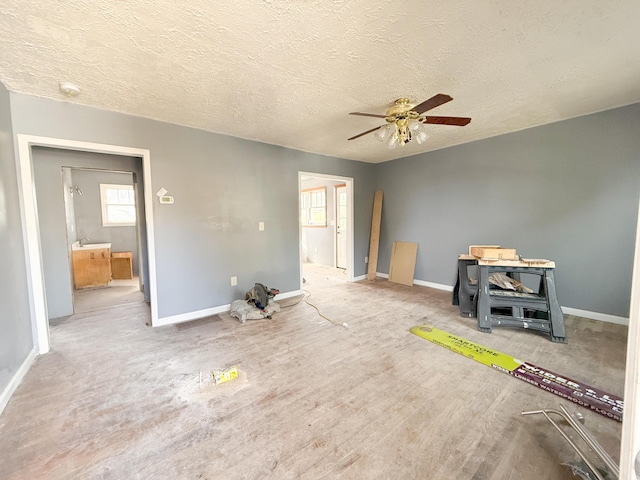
376 103 640 318
301 177 344 266
71 169 138 274
0 82 33 395
11 93 375 319
32 148 147 319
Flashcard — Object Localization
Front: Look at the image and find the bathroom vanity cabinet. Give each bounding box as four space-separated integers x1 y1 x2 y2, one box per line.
71 243 112 289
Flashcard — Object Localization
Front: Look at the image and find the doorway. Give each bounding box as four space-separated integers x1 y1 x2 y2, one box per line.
298 172 354 288
63 167 145 314
17 135 157 354
32 153 149 322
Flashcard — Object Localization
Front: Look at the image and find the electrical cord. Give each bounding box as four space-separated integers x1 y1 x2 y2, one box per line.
278 294 305 308
276 289 348 328
303 289 348 328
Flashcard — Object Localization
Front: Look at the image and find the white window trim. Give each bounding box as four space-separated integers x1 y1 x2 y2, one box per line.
100 183 136 227
301 187 327 227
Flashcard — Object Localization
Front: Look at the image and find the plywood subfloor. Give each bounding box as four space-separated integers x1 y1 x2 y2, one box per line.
0 264 627 479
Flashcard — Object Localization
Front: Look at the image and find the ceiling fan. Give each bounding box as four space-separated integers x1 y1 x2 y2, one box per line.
348 94 471 148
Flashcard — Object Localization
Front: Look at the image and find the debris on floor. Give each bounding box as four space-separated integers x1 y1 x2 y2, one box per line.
178 367 248 403
522 405 618 480
230 282 281 323
230 299 281 323
213 365 238 384
410 324 623 422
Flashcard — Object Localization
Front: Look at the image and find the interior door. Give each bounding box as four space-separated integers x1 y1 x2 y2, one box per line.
336 185 347 269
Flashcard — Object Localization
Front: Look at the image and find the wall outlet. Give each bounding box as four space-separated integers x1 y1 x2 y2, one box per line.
258 221 264 231
230 276 237 286
365 256 369 264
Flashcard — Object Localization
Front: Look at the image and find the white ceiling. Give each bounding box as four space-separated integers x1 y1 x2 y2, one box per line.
1 1 639 163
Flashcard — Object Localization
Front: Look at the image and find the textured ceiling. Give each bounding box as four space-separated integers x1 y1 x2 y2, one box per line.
1 1 640 163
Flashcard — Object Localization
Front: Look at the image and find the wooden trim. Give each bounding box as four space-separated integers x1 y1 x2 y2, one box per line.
302 225 327 229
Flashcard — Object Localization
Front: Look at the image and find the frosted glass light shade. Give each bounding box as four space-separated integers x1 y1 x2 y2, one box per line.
375 124 394 142
386 131 397 149
414 128 430 144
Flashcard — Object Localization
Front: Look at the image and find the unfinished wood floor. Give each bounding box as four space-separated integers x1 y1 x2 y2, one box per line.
0 264 628 479
73 276 144 314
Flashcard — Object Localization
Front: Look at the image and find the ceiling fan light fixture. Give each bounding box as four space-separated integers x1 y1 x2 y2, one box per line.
375 124 394 143
414 129 430 145
348 94 470 148
396 120 411 146
385 130 398 149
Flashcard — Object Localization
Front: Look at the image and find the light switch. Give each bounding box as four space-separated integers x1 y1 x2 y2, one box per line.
230 276 237 286
259 222 264 231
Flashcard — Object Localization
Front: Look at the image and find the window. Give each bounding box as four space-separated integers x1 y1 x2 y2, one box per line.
301 187 327 227
100 184 136 227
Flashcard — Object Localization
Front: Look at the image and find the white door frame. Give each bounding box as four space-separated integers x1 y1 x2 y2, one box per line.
16 135 158 354
298 172 354 287
620 196 640 479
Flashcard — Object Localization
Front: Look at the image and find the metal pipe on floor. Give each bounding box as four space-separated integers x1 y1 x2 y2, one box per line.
522 407 616 480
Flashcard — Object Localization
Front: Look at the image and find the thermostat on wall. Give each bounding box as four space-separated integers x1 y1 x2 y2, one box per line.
159 195 174 204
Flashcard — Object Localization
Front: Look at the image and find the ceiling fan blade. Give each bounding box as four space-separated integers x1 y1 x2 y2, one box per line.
349 112 387 119
413 94 453 114
424 116 471 126
348 126 383 141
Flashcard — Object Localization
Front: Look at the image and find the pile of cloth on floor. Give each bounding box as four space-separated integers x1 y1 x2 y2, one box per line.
229 283 280 323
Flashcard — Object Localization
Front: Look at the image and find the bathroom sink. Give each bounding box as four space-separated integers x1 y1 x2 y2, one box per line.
72 242 112 250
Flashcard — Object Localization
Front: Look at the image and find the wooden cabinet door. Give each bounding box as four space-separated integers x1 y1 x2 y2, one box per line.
72 248 112 288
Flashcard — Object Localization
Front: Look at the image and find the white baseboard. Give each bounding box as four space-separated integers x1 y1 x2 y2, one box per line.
372 273 454 292
154 304 230 327
413 279 454 292
352 274 366 282
274 289 303 300
561 306 628 326
0 347 37 416
154 289 303 327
